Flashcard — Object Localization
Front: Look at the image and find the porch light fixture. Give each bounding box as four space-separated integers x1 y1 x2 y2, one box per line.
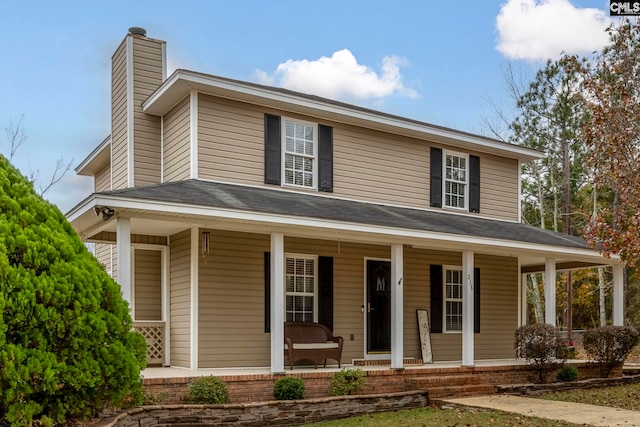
201 231 210 257
93 206 115 221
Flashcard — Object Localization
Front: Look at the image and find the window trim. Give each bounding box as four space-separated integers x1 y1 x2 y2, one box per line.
442 150 469 211
281 117 318 190
284 253 319 322
443 265 463 334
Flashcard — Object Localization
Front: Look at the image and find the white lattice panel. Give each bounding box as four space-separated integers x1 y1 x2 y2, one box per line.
135 322 165 365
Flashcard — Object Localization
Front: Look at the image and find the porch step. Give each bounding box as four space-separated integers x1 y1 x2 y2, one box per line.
405 374 495 399
353 358 423 367
428 384 496 399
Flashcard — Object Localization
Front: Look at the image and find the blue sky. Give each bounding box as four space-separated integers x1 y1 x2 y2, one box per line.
0 0 615 213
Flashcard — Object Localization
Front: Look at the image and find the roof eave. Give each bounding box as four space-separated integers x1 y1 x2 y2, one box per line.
75 135 111 176
142 70 543 163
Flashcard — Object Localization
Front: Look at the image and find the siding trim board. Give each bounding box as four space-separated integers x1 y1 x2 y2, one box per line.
126 35 135 188
190 91 198 179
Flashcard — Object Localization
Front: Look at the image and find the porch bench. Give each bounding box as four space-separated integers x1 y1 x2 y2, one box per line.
284 322 343 370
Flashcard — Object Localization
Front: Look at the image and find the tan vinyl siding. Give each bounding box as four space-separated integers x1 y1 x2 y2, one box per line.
198 231 270 368
134 249 162 321
95 243 116 278
195 233 519 367
477 154 519 221
170 230 191 368
198 95 264 184
333 125 429 208
111 39 128 190
132 37 163 186
163 96 191 182
94 162 111 192
195 95 519 221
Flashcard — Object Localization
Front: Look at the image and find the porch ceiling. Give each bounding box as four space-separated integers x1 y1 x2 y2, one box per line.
66 179 618 268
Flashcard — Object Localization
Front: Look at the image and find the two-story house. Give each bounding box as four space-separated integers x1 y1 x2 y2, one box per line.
67 28 624 374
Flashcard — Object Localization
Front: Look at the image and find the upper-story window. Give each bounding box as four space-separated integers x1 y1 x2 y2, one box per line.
264 114 333 193
430 147 480 213
444 151 468 209
283 119 317 189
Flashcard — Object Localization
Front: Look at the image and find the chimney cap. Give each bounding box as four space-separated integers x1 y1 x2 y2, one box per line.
128 27 147 37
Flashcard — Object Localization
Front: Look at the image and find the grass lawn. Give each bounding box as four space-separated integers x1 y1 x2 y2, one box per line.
305 406 581 426
539 382 640 411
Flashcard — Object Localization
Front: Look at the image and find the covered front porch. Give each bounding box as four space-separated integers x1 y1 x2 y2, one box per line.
67 180 625 374
140 358 609 403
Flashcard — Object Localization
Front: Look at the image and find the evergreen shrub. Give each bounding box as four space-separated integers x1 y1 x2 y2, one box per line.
273 376 305 400
556 365 579 382
0 155 147 426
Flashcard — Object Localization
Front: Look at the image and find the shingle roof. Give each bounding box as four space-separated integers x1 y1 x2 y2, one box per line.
101 179 588 249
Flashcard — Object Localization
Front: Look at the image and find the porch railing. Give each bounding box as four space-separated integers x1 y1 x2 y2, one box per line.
134 321 165 365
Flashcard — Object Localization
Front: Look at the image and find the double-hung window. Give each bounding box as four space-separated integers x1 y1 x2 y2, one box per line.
444 267 463 332
285 255 317 322
283 119 317 189
444 151 468 209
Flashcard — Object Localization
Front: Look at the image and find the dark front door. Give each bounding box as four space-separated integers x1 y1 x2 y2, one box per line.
366 260 391 353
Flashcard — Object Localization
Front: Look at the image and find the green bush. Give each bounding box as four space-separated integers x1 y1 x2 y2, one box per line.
515 323 569 383
583 325 640 377
330 368 365 396
273 376 305 400
0 155 147 426
185 376 230 404
556 365 579 382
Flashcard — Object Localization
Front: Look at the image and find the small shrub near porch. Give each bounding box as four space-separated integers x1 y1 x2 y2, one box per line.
515 323 569 383
185 376 230 404
273 376 305 400
330 368 365 396
583 325 640 377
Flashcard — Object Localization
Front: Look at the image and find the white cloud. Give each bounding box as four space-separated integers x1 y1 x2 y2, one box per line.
253 49 419 103
496 0 613 61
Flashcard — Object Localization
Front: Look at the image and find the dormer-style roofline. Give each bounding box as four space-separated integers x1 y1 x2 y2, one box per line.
76 135 111 176
143 69 543 163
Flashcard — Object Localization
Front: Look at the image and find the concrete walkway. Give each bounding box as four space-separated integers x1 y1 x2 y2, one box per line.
444 395 639 427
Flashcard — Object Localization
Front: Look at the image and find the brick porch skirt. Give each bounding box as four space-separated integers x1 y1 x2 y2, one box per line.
143 361 610 404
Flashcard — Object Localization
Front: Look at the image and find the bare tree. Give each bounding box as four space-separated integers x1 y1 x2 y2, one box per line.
3 116 73 197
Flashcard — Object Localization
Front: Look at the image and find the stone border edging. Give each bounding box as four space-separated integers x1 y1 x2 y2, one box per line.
94 390 429 427
495 373 640 396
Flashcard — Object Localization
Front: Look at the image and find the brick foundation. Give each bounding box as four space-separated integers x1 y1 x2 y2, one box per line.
142 361 610 404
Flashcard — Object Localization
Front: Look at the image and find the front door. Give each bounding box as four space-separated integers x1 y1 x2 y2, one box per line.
366 259 391 354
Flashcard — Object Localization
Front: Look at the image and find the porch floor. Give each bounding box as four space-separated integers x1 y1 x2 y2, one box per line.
142 359 531 379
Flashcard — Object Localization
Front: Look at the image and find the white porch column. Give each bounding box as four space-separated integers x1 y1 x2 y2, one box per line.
189 227 199 370
270 233 285 373
116 217 132 307
462 250 475 367
613 263 624 326
390 244 404 369
544 258 556 326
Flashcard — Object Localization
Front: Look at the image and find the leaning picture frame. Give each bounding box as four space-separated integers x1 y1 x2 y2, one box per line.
416 309 433 363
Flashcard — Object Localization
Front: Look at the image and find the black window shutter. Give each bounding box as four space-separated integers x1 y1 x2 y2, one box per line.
317 125 333 192
264 114 281 185
469 155 480 213
264 252 271 333
430 264 443 333
318 256 334 330
430 147 443 207
474 267 481 333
